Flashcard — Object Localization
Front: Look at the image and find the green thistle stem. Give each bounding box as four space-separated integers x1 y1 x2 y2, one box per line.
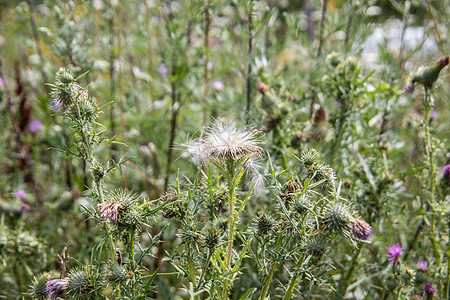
260 234 283 300
128 228 136 296
423 87 440 267
283 254 305 300
336 244 362 297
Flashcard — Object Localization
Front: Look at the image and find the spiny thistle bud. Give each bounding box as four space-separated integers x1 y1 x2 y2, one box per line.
178 228 201 245
50 68 83 111
257 81 270 94
256 213 275 235
280 179 302 205
384 275 398 290
299 149 319 168
350 218 372 240
112 189 143 229
303 236 327 258
292 195 310 215
415 271 428 285
45 278 68 299
203 226 220 249
322 202 353 235
66 268 89 298
308 163 335 183
161 190 184 219
106 265 128 287
304 121 333 144
325 52 342 68
91 162 105 182
408 56 449 90
29 274 50 299
68 93 98 123
214 216 229 232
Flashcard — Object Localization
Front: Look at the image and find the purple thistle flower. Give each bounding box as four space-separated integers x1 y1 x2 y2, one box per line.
15 189 27 200
50 98 64 111
210 38 219 47
213 80 224 91
423 283 436 297
97 201 123 222
429 109 438 120
158 63 168 78
29 119 43 134
19 203 31 214
0 76 5 87
45 279 68 299
405 82 415 94
387 243 402 266
350 218 373 240
443 165 450 179
207 61 213 70
418 260 428 271
335 101 342 109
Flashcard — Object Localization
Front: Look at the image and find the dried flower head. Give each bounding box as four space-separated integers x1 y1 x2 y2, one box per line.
45 279 68 299
407 56 449 91
280 179 302 204
387 243 402 266
350 218 372 240
313 107 328 124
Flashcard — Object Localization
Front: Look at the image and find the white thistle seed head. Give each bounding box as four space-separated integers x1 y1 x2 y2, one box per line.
185 120 262 163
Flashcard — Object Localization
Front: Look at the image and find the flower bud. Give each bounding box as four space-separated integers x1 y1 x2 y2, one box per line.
29 274 50 299
107 265 128 286
257 82 270 94
303 236 326 258
67 268 89 298
203 226 220 249
256 213 275 235
299 149 319 168
322 202 353 235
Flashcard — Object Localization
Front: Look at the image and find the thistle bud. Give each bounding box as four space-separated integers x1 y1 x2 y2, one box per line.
292 195 310 215
303 236 327 258
308 163 335 183
29 274 50 299
106 265 128 286
67 268 89 298
256 213 275 235
280 179 302 205
299 149 319 168
203 226 220 249
161 189 185 219
408 56 449 89
50 68 83 111
322 202 353 235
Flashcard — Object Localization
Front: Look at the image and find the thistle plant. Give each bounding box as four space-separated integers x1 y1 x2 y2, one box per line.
27 68 166 299
185 120 263 298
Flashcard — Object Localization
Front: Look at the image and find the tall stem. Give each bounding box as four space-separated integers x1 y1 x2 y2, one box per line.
260 234 283 300
317 0 328 58
245 1 254 121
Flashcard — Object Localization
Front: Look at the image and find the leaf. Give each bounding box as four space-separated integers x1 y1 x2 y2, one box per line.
239 287 257 300
143 269 158 293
